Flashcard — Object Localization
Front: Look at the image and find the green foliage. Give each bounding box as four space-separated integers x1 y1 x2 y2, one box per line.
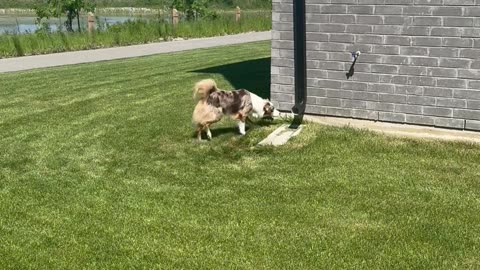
59 31 70 49
11 34 24 56
171 0 217 20
34 0 96 32
0 0 38 8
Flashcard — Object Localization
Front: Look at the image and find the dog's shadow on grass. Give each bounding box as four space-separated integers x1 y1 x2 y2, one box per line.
192 118 279 140
211 127 242 138
193 57 271 99
191 127 240 141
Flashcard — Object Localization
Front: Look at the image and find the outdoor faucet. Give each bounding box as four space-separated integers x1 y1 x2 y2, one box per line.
346 51 361 80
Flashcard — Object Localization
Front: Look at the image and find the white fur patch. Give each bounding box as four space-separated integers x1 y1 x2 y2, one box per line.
238 121 246 135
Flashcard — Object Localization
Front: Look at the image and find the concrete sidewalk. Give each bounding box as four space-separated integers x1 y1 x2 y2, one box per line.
0 31 271 73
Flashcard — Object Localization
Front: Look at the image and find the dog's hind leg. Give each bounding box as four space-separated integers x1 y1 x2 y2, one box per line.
196 125 203 141
205 124 213 140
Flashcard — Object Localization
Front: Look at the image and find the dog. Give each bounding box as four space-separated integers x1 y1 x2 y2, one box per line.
192 79 280 140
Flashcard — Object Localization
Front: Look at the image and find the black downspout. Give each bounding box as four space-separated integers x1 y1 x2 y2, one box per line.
290 0 307 129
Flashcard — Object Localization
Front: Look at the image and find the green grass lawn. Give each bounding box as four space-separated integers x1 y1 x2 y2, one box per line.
1 41 480 269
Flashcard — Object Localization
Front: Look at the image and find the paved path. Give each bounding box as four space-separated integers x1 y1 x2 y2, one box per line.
0 31 271 73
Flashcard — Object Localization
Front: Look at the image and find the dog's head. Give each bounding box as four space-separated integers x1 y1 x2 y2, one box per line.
263 100 280 119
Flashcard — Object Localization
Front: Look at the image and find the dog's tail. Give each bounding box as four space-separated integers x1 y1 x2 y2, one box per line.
193 79 217 101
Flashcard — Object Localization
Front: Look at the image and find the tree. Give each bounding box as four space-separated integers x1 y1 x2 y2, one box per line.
171 0 216 20
35 0 95 32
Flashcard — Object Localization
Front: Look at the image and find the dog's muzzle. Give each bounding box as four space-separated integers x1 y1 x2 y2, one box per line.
262 108 280 120
272 108 280 117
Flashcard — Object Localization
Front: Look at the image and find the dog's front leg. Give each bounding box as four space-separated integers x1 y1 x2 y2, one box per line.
237 121 246 135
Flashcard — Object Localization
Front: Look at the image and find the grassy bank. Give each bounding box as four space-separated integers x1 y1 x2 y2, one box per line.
1 41 480 269
0 11 271 58
0 7 269 16
0 0 272 9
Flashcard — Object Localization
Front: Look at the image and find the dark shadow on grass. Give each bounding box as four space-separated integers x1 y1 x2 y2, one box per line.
191 118 279 140
193 57 271 99
191 126 245 140
211 127 242 138
191 127 240 140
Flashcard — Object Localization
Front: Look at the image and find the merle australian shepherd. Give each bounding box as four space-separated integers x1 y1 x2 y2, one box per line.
192 79 280 140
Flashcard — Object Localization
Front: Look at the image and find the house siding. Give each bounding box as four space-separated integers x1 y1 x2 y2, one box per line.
271 0 480 130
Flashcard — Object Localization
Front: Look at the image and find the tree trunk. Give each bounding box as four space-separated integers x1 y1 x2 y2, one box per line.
77 10 81 32
66 12 74 32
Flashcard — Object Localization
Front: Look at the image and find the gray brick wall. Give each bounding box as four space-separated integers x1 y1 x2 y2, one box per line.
271 0 480 131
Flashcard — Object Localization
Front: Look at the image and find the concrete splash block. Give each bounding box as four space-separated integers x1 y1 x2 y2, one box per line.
258 124 303 146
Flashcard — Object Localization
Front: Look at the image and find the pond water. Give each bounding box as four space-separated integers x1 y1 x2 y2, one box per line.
0 15 138 34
